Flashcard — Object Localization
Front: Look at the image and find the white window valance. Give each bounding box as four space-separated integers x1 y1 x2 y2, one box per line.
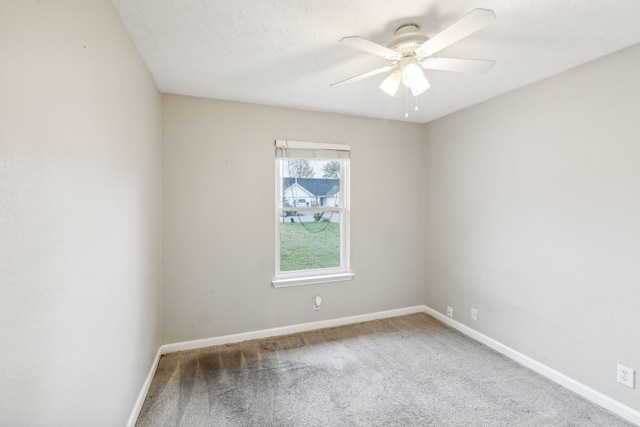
274 140 350 159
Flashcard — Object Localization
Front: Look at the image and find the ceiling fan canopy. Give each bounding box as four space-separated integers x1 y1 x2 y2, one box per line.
331 9 496 98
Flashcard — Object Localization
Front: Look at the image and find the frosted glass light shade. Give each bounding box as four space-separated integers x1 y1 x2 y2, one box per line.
379 70 402 96
402 63 423 87
410 75 430 96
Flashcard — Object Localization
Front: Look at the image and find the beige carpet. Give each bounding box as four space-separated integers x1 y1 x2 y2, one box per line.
136 313 634 426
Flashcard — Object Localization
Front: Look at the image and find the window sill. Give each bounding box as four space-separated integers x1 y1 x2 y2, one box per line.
272 272 355 288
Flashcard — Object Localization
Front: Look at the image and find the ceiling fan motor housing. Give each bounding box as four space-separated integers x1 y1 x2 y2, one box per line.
386 24 428 56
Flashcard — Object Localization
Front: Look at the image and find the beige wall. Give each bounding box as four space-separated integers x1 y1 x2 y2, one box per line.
0 1 162 425
424 43 640 411
162 95 425 343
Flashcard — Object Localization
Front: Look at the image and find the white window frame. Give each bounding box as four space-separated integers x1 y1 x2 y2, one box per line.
272 140 354 288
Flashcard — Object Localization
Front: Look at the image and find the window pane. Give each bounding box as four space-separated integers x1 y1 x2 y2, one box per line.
275 148 349 278
281 159 342 209
279 212 341 272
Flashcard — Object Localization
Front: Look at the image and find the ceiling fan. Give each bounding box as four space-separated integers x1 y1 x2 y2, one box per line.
331 9 496 98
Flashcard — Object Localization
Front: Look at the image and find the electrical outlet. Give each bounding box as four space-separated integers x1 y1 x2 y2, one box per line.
471 308 478 321
617 364 635 388
446 306 453 318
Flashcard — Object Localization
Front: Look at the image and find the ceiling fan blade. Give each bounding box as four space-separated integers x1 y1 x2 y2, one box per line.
421 57 495 73
415 9 495 57
330 65 395 87
340 36 402 61
379 69 402 96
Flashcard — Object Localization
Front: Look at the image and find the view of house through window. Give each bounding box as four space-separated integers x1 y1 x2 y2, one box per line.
280 161 342 271
274 141 350 282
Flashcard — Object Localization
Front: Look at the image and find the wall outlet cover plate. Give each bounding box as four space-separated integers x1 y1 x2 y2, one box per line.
617 364 635 389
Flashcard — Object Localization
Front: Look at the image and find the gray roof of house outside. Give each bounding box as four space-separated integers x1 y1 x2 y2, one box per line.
283 178 339 197
325 185 340 197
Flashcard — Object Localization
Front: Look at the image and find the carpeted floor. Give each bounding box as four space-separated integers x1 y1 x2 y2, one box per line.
136 313 634 426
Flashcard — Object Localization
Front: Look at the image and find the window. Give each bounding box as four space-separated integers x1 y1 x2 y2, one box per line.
273 140 354 287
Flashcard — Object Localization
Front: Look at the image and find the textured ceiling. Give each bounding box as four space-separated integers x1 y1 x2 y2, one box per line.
113 0 640 123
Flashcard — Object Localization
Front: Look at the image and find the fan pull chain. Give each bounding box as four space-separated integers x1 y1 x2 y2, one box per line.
405 87 409 118
415 95 419 111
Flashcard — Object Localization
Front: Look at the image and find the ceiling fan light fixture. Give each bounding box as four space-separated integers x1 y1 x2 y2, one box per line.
379 69 402 96
402 62 423 87
410 75 430 96
400 61 430 96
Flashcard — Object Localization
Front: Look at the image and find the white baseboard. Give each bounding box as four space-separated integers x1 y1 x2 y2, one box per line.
160 305 425 355
422 305 640 426
127 347 161 427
